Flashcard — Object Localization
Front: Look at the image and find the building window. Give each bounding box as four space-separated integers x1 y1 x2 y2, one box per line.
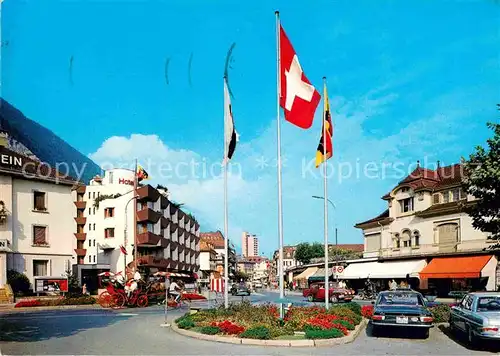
452 189 460 202
109 172 114 184
33 260 48 276
88 208 91 215
433 194 440 205
401 230 411 248
33 191 46 211
401 187 409 193
105 228 115 238
443 191 450 203
93 207 96 215
93 223 96 230
93 255 96 263
93 192 96 199
399 198 414 213
393 233 400 249
88 239 92 247
104 207 115 218
88 192 91 199
93 239 96 247
89 255 92 263
413 230 420 247
33 225 47 246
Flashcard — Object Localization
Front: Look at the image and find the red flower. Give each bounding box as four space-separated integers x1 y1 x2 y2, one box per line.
15 299 41 308
213 320 245 335
361 305 374 318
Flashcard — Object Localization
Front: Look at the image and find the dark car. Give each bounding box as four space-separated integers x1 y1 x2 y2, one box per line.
230 283 250 296
371 289 433 338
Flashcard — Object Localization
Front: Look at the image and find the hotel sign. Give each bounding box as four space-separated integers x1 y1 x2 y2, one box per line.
118 178 134 186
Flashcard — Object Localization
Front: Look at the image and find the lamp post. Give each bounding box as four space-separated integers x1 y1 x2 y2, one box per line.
124 194 137 276
311 195 338 281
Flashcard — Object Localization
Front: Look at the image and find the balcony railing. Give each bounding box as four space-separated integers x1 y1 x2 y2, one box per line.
366 239 494 258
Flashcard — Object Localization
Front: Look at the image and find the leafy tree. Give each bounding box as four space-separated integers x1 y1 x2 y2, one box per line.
462 116 500 242
65 268 80 293
234 270 249 282
328 247 363 261
7 270 31 295
295 243 325 264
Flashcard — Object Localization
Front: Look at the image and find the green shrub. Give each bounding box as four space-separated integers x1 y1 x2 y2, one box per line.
240 326 271 340
430 304 451 323
343 302 361 316
175 314 191 324
177 319 195 329
338 320 355 330
329 306 362 325
7 270 31 295
200 326 220 335
305 328 344 339
61 296 96 305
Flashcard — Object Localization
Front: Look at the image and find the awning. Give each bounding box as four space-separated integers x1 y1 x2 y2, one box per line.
342 260 427 279
293 267 318 280
153 272 190 277
308 268 332 281
419 255 492 279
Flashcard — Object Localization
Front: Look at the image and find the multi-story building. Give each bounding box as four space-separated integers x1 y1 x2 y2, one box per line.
252 258 270 285
200 231 236 280
0 144 76 288
241 232 259 257
353 162 497 295
198 240 217 286
73 168 200 290
236 257 255 276
270 246 300 284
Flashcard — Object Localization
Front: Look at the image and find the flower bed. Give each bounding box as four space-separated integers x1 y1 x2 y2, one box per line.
175 301 364 340
14 295 96 308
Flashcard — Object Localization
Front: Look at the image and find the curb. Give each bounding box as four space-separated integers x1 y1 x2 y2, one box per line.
170 319 367 347
0 304 103 314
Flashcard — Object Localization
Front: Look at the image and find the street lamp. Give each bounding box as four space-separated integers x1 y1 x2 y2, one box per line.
124 194 138 275
311 195 339 282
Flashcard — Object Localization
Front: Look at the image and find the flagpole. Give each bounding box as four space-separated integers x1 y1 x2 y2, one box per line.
134 159 138 272
223 76 229 309
322 77 329 309
275 10 285 319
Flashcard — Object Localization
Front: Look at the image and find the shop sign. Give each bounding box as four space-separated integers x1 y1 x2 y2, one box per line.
0 153 23 167
118 178 134 186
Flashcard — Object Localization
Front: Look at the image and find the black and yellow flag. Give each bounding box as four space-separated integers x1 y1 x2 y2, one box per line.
315 83 333 168
136 164 149 182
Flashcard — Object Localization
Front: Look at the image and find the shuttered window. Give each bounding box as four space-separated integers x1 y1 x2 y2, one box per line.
33 191 46 211
33 226 47 245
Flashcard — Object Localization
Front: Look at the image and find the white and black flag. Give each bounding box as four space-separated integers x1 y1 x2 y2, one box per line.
223 77 238 164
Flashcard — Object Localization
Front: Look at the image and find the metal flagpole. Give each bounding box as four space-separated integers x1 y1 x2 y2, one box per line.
223 76 229 309
335 227 338 282
275 10 285 319
322 77 329 309
134 159 138 272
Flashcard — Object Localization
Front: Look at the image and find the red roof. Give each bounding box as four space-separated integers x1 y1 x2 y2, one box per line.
334 244 364 252
200 231 225 248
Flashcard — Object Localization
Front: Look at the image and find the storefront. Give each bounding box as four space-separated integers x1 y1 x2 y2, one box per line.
293 267 318 289
419 255 497 297
342 259 427 291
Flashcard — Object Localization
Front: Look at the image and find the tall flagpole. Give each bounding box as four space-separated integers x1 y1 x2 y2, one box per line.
322 77 329 309
275 10 285 319
223 76 229 309
134 159 138 272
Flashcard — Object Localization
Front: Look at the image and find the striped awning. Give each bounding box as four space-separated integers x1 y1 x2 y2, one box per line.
293 267 318 280
153 272 190 277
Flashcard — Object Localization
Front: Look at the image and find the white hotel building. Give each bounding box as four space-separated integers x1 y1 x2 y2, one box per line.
0 145 75 288
73 168 200 290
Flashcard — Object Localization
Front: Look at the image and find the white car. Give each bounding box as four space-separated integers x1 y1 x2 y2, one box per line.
254 282 263 289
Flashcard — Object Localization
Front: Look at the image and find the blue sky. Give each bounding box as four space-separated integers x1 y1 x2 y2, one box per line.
2 0 499 257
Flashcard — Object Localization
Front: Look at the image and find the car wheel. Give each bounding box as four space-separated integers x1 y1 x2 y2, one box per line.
330 295 338 304
307 295 314 302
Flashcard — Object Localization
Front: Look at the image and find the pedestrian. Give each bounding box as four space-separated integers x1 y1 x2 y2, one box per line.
82 283 88 295
390 279 398 290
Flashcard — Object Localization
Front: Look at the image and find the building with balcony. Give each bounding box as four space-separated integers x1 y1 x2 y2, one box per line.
72 169 200 291
0 145 77 288
353 162 497 295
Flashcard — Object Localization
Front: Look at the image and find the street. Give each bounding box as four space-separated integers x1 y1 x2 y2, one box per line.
1 291 499 355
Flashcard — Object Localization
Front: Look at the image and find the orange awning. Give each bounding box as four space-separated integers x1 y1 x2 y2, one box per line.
420 255 492 279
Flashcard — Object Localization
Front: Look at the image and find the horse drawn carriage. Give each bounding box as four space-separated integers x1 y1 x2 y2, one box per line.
97 271 166 309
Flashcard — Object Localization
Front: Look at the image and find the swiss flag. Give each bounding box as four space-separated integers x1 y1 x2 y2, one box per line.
279 25 321 129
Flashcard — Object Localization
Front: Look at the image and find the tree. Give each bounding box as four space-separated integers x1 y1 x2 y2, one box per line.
295 243 325 264
234 271 249 282
7 270 30 295
328 247 363 261
462 116 500 243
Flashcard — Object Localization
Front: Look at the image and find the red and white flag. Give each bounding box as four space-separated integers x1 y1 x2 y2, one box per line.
279 25 321 129
119 245 127 255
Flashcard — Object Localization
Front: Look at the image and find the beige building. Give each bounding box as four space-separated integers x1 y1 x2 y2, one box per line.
354 163 497 294
241 232 259 257
0 146 76 287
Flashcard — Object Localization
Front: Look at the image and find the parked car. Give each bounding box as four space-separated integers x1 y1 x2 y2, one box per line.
302 282 355 303
253 282 263 289
371 289 433 338
450 292 500 345
230 283 251 296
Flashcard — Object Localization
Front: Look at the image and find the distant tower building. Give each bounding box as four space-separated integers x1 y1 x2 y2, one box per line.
241 232 259 257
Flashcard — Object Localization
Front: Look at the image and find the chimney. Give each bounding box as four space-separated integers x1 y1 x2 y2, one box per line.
417 160 420 168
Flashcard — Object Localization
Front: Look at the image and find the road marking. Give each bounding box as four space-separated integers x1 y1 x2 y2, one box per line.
116 313 138 316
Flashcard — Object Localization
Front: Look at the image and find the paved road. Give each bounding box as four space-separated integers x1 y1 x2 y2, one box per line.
1 293 498 355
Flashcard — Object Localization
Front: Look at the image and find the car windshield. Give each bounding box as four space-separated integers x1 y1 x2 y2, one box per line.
477 296 500 311
377 293 424 306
